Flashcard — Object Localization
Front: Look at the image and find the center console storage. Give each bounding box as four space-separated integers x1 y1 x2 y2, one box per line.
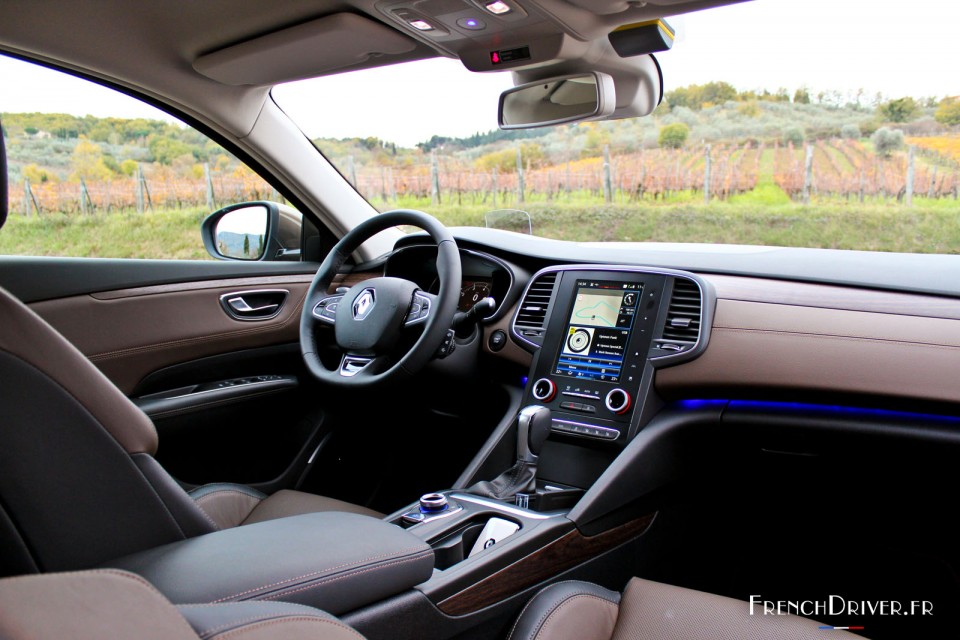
104 512 435 615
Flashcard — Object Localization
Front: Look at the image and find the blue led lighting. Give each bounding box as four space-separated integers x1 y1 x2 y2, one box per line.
676 399 960 424
676 399 728 411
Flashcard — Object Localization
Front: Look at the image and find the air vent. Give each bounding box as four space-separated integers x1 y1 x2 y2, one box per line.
513 271 558 347
661 278 702 345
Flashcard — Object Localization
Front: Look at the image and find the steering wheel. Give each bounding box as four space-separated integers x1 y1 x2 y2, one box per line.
300 210 461 387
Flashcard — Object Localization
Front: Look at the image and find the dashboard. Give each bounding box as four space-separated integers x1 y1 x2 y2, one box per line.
385 229 960 424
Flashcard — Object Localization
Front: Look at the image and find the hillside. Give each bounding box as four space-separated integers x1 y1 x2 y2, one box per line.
2 82 956 205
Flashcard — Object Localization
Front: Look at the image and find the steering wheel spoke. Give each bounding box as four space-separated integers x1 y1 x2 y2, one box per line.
311 294 343 325
404 290 437 326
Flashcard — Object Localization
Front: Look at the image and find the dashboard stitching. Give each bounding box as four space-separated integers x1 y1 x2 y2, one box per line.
712 327 960 350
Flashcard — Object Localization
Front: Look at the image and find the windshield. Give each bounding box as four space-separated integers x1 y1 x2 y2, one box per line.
273 0 960 253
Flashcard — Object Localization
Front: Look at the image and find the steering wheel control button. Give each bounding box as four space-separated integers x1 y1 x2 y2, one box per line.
488 329 507 351
419 493 448 513
435 329 457 358
605 388 632 415
406 293 432 325
531 378 557 402
312 295 343 324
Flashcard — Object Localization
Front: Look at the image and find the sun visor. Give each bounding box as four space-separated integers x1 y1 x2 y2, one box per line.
194 13 418 86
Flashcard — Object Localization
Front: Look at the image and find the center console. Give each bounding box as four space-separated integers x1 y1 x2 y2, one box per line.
519 266 710 446
377 266 714 618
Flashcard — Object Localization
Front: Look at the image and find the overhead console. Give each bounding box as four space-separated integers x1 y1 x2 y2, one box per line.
513 266 714 446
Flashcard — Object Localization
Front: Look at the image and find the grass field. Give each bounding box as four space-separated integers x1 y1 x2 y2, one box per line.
4 189 959 259
0 207 213 259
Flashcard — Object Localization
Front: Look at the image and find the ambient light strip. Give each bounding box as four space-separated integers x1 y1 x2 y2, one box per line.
676 399 960 425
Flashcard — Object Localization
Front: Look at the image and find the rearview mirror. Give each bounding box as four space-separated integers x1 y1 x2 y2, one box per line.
498 72 616 129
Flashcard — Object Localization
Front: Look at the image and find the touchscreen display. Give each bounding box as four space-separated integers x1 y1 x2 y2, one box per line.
553 280 641 382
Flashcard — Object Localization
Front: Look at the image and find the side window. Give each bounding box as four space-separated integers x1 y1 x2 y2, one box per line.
0 55 294 260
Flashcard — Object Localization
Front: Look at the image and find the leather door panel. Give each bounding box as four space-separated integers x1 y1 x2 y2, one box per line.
30 274 314 394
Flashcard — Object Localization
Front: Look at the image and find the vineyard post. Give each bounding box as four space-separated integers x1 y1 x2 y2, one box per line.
388 167 396 203
565 161 571 198
347 156 357 188
430 151 440 205
140 168 153 211
516 147 525 203
802 145 814 205
380 167 388 204
859 170 865 203
703 145 712 203
492 167 498 207
928 165 937 199
136 164 144 213
905 145 915 207
602 145 613 203
204 163 215 210
80 177 94 215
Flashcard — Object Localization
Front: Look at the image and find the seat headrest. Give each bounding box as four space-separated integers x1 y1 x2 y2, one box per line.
0 116 7 230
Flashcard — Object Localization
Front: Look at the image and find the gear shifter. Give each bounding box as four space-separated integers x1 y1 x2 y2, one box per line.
467 405 552 503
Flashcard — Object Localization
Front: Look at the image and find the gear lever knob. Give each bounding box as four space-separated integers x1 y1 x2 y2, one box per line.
517 405 552 463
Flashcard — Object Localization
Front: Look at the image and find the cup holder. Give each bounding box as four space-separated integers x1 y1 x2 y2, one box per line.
430 520 497 570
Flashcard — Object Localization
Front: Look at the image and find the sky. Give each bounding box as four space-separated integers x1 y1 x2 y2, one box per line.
1 0 958 147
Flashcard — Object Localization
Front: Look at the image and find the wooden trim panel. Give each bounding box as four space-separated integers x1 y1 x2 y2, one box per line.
437 514 655 616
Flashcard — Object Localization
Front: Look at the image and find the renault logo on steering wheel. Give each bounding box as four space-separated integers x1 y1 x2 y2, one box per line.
352 289 376 320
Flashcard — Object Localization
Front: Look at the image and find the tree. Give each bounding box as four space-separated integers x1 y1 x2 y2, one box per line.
149 136 193 165
935 97 960 126
793 87 811 104
841 124 861 140
871 127 904 157
782 126 805 146
70 136 113 181
658 123 689 149
243 235 251 256
120 159 139 176
878 97 918 123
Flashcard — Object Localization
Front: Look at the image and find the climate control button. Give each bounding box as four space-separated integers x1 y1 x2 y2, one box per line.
605 388 632 414
532 378 557 402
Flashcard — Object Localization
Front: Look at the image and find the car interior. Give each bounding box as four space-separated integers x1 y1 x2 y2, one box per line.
1 1 959 639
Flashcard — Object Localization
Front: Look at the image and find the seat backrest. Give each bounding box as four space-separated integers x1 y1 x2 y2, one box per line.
0 569 367 640
1 115 7 229
0 284 215 576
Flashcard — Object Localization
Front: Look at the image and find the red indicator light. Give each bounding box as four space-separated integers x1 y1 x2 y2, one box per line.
491 51 501 64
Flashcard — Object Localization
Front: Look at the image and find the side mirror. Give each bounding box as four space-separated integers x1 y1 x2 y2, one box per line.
201 201 303 261
498 72 616 129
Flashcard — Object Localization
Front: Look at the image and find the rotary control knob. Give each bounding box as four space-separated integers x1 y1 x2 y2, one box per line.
419 493 448 513
605 388 632 415
531 378 557 402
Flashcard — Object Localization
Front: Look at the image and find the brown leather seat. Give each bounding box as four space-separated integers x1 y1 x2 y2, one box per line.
0 569 366 640
0 281 380 577
508 579 868 640
0 117 380 580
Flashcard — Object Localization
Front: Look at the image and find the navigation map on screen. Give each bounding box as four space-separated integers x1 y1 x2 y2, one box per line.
554 280 641 383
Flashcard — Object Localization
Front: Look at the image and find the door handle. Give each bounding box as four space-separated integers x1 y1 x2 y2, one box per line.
227 297 279 315
219 289 289 321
